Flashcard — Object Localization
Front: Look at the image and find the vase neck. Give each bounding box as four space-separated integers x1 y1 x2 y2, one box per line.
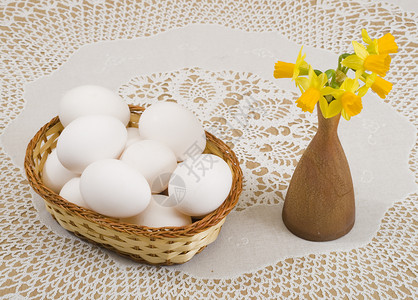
316 103 341 137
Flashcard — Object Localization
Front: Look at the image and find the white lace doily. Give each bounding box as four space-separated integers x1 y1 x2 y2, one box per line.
1 0 417 299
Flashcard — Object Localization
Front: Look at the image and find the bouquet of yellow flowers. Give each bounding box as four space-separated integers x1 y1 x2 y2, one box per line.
273 29 398 120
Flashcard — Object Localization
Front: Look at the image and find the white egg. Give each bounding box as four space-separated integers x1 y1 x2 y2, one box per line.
168 154 233 217
121 195 192 228
138 102 206 161
59 177 89 209
80 159 151 218
56 115 127 174
125 127 143 148
41 149 77 193
59 85 130 127
120 140 177 193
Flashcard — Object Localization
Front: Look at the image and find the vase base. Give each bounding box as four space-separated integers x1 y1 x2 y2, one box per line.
282 212 355 242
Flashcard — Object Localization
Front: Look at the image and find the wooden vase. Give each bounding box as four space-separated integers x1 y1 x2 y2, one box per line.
282 103 355 241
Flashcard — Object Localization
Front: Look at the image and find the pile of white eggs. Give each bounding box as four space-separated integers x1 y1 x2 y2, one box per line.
42 85 233 228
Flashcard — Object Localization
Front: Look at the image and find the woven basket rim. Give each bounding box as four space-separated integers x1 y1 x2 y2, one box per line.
24 105 243 239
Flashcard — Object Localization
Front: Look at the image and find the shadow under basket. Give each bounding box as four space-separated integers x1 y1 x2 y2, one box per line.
24 105 243 265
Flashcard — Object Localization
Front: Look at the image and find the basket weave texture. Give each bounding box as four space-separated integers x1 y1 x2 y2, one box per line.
24 105 243 265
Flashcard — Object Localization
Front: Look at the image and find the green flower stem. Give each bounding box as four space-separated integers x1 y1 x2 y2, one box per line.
337 55 345 70
332 53 352 88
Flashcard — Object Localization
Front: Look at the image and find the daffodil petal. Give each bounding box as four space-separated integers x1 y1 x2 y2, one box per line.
295 77 310 91
319 97 342 119
341 91 363 117
365 72 377 88
317 73 328 88
377 33 398 54
342 55 364 71
299 61 309 75
327 99 343 118
297 46 304 60
340 78 350 91
352 79 360 92
362 29 373 44
339 78 358 93
357 85 369 97
355 69 364 79
274 61 295 78
320 86 337 96
319 96 329 118
363 54 391 77
296 87 321 113
371 76 393 99
352 41 369 60
341 109 351 121
308 66 316 79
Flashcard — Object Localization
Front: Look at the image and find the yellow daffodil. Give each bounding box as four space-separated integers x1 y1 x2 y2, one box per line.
272 30 397 120
377 33 398 54
361 73 393 99
340 92 362 120
292 46 309 80
371 76 392 99
319 97 342 119
332 78 365 120
362 29 398 55
295 67 335 113
342 41 391 77
274 61 294 78
273 47 309 80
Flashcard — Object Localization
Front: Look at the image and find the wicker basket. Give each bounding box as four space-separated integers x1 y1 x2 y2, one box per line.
24 105 243 265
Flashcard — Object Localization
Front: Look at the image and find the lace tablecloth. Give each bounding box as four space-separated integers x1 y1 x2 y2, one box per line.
1 0 417 299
